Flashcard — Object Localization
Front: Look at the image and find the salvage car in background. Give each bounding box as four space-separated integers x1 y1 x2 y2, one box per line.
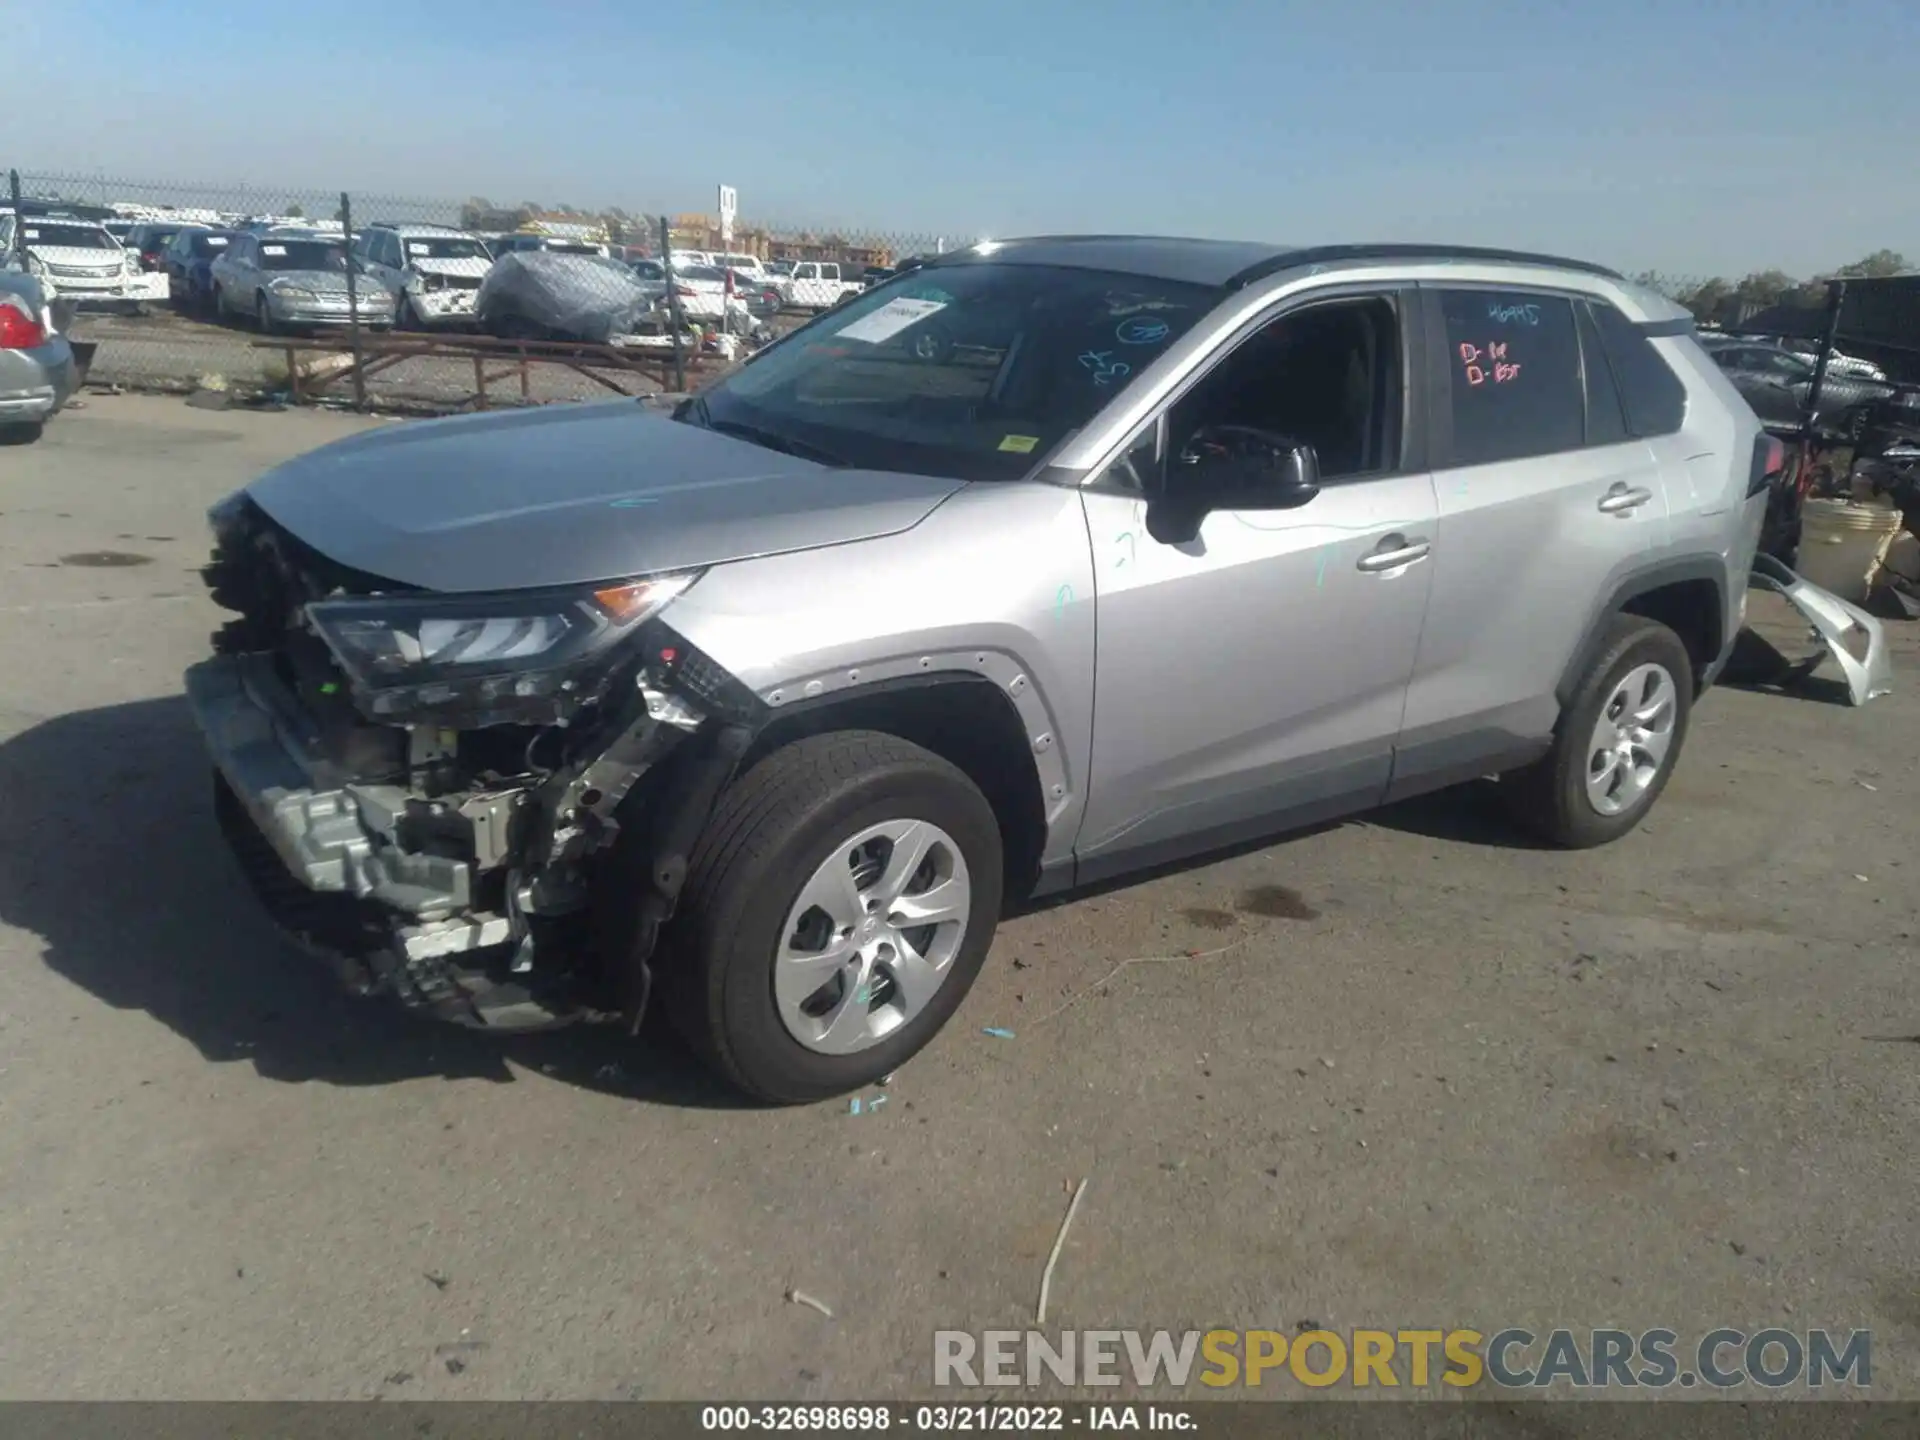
125 221 188 276
1698 335 1900 438
353 223 493 330
0 212 167 312
210 230 395 333
491 233 610 260
163 226 238 313
774 259 865 310
475 249 662 344
0 270 78 441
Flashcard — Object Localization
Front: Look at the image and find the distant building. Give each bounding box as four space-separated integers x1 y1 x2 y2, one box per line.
764 231 892 269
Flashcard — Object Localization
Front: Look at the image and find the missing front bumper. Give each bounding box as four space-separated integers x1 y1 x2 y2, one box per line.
186 653 576 1027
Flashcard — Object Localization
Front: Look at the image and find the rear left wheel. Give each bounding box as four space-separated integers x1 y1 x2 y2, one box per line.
662 731 1004 1104
1501 614 1694 848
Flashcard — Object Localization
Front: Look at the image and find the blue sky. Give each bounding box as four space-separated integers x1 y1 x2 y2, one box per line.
7 0 1916 278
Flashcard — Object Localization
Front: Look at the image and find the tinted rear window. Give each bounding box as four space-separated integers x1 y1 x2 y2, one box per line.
1437 289 1585 466
1587 301 1688 436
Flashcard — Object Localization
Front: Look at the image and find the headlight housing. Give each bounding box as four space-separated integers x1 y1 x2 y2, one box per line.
272 284 317 302
306 572 702 726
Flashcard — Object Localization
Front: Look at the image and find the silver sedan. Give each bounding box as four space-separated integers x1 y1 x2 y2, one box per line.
0 271 77 441
209 231 395 332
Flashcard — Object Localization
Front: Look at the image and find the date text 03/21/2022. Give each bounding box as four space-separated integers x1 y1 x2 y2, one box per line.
700 1405 1196 1432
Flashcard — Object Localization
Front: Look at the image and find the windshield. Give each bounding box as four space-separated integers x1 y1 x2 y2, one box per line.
694 261 1217 481
24 223 119 250
680 265 726 282
402 235 491 262
545 240 600 254
260 240 348 271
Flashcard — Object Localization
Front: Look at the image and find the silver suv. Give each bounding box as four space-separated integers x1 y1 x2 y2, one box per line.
186 237 1773 1103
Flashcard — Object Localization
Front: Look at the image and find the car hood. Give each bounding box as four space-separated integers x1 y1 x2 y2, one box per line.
264 268 367 293
27 245 124 269
408 256 491 282
245 401 967 593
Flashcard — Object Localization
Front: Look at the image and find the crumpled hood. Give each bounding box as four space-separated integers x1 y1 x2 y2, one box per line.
246 401 966 593
407 256 491 284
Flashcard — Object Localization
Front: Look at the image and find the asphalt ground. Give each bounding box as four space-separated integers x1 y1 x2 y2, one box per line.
1 395 1915 1402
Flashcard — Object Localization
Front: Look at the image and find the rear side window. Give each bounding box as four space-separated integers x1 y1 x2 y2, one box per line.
1586 300 1687 436
1437 289 1585 466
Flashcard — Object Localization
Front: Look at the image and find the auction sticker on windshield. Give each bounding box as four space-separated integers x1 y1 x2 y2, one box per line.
835 296 947 345
263 245 287 256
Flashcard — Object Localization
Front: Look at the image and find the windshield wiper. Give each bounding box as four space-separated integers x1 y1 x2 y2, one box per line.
698 407 849 468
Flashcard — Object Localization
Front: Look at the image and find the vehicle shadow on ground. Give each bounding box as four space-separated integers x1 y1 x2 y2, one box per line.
0 696 752 1110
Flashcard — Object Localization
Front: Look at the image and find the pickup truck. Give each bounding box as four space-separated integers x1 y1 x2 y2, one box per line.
774 260 865 311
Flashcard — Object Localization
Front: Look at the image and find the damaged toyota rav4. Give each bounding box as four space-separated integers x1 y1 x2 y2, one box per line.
188 237 1770 1103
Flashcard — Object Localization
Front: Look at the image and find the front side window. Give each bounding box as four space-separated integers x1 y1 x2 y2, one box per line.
693 261 1217 482
1163 296 1402 486
1437 289 1584 466
1763 350 1813 380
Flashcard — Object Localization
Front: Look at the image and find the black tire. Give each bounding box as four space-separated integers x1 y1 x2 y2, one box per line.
255 292 278 335
661 731 1004 1104
0 421 45 444
1501 614 1695 849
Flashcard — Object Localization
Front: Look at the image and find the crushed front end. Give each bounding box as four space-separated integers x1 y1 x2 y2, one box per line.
185 491 764 1030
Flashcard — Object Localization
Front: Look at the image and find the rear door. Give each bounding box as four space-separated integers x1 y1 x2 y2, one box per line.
1393 285 1671 793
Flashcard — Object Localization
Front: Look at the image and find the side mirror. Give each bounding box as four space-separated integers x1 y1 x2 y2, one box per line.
1145 425 1321 544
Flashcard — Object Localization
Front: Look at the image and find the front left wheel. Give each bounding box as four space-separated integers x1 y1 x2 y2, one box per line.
662 731 1004 1104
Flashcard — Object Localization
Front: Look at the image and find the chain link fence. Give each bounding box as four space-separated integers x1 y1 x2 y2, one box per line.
3 167 969 411
10 165 1779 413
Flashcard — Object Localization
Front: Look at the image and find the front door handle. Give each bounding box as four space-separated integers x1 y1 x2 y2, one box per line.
1356 533 1432 572
1598 484 1654 515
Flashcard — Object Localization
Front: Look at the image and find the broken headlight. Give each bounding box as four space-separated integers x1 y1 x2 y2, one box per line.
307 572 701 725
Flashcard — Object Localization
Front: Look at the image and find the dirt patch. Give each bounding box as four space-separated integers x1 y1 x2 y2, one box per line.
1237 884 1320 921
1180 908 1239 931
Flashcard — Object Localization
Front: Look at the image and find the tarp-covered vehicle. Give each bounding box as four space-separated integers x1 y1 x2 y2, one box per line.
475 250 667 345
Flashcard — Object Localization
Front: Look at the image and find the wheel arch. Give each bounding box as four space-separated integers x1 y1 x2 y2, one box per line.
737 672 1050 902
1555 557 1728 710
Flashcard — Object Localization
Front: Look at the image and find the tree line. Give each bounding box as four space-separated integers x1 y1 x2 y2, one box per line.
1631 250 1910 326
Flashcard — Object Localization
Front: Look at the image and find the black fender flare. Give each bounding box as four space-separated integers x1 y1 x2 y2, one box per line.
1553 556 1728 711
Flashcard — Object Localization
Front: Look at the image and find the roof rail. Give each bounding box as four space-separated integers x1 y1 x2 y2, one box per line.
1226 243 1623 289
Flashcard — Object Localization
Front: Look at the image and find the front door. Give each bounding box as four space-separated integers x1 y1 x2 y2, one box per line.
1076 291 1439 881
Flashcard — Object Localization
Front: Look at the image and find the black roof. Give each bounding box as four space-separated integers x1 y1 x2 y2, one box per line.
922 236 1622 288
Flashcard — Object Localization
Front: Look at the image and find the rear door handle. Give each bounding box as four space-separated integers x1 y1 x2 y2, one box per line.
1598 485 1654 515
1356 534 1432 572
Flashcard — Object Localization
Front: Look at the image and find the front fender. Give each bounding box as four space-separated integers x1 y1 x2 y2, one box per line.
665 482 1098 869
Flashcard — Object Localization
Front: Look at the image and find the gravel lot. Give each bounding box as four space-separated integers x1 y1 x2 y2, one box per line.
2 395 1916 1402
